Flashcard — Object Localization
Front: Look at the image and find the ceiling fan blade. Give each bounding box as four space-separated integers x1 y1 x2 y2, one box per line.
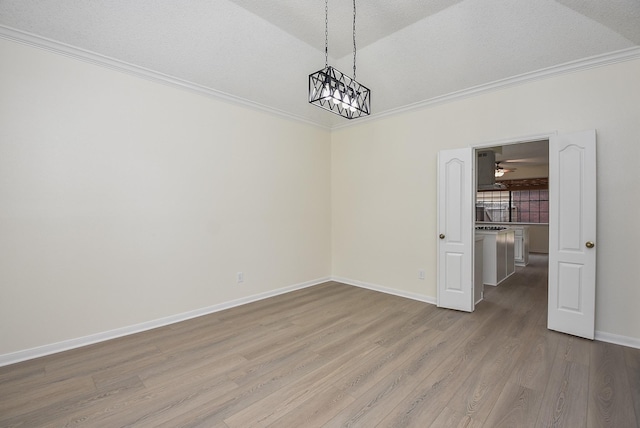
499 156 546 165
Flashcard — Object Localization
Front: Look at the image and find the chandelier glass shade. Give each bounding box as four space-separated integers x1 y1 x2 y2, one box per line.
309 0 370 120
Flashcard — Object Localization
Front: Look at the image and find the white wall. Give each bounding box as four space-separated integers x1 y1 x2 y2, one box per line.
2 37 639 360
332 59 640 341
0 39 332 357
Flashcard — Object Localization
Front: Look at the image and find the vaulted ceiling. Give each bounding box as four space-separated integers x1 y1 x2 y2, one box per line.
1 0 639 128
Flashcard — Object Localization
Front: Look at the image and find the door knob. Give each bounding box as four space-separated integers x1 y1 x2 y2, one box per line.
585 241 594 248
439 234 445 239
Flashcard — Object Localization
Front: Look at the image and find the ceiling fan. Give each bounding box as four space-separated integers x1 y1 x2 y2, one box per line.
494 162 515 177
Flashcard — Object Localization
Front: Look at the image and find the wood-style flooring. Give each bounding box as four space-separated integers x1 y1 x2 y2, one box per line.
1 254 639 427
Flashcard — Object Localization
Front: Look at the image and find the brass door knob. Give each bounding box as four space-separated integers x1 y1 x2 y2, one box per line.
439 234 445 239
586 241 595 248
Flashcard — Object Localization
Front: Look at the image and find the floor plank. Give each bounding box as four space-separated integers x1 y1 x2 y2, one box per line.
625 347 640 427
483 381 543 428
587 342 637 427
0 254 638 427
535 359 589 427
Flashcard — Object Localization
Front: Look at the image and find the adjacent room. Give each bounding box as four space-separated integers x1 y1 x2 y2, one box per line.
1 1 639 426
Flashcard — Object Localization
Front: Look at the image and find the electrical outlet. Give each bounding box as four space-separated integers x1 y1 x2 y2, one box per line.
237 272 244 283
418 269 425 280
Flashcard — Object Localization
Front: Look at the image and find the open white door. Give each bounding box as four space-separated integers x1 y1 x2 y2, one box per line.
548 130 597 339
437 148 474 312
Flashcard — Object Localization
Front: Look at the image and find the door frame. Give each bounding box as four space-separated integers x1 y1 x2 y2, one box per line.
438 130 596 339
437 132 554 313
471 131 555 304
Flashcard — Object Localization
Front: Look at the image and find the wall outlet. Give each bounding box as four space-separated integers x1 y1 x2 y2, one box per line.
237 272 244 283
418 269 425 280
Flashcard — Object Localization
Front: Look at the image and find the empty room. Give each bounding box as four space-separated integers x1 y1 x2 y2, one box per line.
1 1 639 426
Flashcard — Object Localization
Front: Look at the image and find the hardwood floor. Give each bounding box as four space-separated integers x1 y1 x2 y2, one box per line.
1 254 639 427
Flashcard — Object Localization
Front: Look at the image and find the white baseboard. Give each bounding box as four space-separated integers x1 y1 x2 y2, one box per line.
331 277 640 349
4 277 638 367
331 276 437 306
0 277 331 367
595 331 640 349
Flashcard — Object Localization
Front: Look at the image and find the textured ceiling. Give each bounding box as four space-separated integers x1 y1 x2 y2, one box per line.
1 0 639 128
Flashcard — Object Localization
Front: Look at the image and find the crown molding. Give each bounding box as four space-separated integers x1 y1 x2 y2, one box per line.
0 25 330 130
335 46 640 130
2 25 639 131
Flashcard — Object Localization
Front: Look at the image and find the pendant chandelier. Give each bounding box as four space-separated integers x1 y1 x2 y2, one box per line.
308 0 371 119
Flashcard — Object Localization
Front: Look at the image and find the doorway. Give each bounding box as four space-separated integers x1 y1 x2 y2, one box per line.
474 139 550 306
437 130 597 339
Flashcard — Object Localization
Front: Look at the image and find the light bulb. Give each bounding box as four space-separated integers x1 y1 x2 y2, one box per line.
342 95 351 109
332 89 341 104
321 84 331 100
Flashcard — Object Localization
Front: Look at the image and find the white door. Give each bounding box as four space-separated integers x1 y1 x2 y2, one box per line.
548 130 597 339
437 148 474 312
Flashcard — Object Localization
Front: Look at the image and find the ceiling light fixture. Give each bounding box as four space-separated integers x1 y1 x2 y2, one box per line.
308 0 371 119
495 163 505 177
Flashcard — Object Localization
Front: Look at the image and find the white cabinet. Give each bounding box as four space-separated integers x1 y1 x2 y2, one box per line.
506 231 515 276
513 226 530 266
476 228 515 286
515 234 523 261
474 236 484 304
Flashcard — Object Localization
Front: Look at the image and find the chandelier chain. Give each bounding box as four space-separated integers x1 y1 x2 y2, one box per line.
353 0 357 81
309 0 370 119
324 0 329 68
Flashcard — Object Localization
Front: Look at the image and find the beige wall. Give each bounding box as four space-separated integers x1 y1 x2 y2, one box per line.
528 224 549 254
332 59 640 341
2 37 639 359
0 39 332 356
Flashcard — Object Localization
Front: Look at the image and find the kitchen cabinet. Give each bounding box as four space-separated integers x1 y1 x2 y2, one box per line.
475 228 515 286
513 226 530 266
506 231 515 277
474 235 484 304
